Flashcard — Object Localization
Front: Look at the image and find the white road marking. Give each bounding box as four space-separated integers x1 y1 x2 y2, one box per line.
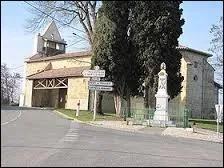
62 121 80 142
1 110 22 126
66 134 79 136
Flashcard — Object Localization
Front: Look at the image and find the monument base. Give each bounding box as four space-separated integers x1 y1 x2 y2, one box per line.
153 110 168 121
146 119 176 127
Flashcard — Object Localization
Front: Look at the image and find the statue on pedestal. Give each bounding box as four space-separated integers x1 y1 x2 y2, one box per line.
151 62 170 127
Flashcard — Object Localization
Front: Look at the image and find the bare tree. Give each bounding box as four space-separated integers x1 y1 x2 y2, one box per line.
1 64 10 104
208 16 223 99
209 16 223 83
1 64 22 104
24 1 104 113
8 73 22 103
24 1 100 48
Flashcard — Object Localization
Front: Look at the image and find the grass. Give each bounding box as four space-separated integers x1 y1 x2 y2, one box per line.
55 109 223 132
55 108 123 121
189 119 223 133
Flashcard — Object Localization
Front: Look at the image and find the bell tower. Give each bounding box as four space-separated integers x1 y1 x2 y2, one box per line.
33 21 67 56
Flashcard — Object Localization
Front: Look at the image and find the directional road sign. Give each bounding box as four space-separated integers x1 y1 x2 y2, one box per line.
88 85 113 91
82 70 105 77
88 81 114 87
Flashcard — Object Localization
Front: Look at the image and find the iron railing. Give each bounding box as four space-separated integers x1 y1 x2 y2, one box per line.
121 107 190 128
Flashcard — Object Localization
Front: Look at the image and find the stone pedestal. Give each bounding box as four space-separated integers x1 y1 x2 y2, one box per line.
150 63 171 127
153 94 169 121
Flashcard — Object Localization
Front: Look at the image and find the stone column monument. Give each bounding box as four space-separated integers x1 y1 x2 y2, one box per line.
152 62 170 127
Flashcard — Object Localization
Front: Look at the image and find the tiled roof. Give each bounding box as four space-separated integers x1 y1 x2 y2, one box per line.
27 66 91 79
177 45 212 57
25 45 212 63
26 51 92 63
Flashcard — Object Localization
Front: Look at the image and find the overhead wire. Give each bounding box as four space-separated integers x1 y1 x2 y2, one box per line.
13 2 91 70
23 1 88 41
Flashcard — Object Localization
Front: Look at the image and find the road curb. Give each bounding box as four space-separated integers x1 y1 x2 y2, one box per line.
54 110 75 120
53 110 85 123
52 111 223 143
53 110 145 132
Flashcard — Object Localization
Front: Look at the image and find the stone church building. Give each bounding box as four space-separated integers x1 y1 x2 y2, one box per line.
20 21 222 119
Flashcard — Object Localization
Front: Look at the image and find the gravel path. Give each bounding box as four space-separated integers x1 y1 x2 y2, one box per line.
162 127 223 143
87 121 223 143
54 110 223 143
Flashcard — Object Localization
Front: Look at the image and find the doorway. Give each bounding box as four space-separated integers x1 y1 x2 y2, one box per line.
58 88 67 108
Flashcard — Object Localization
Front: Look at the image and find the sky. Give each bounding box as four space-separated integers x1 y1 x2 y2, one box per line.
1 1 223 102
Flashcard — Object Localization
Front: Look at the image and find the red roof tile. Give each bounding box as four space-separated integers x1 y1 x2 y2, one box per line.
26 51 92 63
177 45 212 57
27 66 91 79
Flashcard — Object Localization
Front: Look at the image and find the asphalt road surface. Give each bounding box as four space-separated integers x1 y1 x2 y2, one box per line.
1 106 223 167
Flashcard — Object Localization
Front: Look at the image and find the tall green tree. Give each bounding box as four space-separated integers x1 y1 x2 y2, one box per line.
92 1 141 116
130 1 185 108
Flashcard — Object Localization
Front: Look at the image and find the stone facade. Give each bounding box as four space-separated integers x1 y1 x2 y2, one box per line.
22 22 221 119
66 77 90 110
23 55 92 110
178 49 218 119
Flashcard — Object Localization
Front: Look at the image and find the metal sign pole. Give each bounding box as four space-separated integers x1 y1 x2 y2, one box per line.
93 66 100 121
217 120 219 138
215 104 221 138
82 65 113 121
93 90 97 121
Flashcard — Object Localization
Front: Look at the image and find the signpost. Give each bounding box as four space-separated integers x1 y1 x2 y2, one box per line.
88 85 113 91
88 81 114 87
82 66 113 121
82 69 105 77
215 104 223 138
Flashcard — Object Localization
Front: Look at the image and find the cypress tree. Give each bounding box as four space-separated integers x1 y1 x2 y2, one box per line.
130 1 185 108
92 1 131 116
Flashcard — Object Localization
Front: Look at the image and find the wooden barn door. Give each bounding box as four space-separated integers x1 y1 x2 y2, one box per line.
58 88 67 108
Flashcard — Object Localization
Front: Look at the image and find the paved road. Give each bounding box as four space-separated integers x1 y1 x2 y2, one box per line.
1 106 223 167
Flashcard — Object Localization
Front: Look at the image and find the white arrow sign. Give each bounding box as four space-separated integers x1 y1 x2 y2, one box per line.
88 81 114 86
88 85 113 91
82 70 105 77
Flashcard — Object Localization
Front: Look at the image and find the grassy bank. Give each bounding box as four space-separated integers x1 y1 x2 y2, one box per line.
55 108 123 121
189 119 223 133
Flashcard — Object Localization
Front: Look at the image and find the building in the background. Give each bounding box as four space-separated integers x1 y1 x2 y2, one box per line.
170 45 222 119
22 21 91 110
21 21 222 119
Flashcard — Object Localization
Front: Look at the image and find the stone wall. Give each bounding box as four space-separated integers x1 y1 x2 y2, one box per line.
66 77 90 110
24 79 33 107
24 50 217 119
202 62 216 119
25 56 91 76
102 93 116 113
24 55 91 108
180 50 216 119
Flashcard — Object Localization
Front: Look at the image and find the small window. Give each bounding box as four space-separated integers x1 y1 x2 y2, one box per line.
193 75 198 81
194 61 198 68
48 41 56 49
